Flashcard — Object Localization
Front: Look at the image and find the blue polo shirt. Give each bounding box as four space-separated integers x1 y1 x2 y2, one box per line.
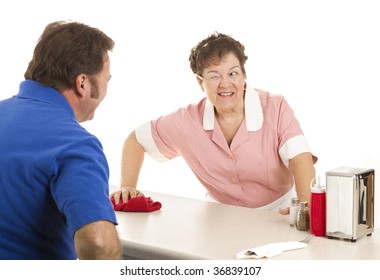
0 80 117 259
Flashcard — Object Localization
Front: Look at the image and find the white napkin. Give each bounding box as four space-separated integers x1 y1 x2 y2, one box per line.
236 241 308 259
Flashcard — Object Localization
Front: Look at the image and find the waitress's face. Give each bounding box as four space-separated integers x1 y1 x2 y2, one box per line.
198 52 245 114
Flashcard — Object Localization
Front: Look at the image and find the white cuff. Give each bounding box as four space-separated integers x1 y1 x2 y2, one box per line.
135 122 169 162
279 135 312 167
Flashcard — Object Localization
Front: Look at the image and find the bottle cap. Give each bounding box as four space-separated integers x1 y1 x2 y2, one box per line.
310 175 326 193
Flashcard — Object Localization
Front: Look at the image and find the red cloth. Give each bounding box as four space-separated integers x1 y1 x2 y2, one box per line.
111 195 162 212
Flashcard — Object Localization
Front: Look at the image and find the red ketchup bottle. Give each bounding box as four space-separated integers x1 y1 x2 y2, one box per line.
310 176 326 236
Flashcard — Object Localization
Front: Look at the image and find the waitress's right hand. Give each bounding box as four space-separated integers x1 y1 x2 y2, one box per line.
110 186 144 204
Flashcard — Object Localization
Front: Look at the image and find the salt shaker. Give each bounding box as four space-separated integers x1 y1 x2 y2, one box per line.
289 197 300 226
296 202 310 231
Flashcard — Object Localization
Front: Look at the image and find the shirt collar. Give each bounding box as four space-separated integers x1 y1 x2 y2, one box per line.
203 85 263 131
17 80 75 118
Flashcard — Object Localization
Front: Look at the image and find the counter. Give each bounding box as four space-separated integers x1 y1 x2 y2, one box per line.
113 190 380 260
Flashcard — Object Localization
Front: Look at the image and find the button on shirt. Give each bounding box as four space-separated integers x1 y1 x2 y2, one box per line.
135 86 317 208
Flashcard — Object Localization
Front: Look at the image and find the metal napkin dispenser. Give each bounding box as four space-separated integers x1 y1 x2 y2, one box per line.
326 167 375 241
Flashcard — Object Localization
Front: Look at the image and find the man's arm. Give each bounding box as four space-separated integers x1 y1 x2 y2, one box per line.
74 220 122 259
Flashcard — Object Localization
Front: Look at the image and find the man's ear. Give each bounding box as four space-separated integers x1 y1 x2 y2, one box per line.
75 74 88 98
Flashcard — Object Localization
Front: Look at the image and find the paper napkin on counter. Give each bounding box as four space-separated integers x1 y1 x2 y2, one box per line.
236 241 308 259
111 195 162 212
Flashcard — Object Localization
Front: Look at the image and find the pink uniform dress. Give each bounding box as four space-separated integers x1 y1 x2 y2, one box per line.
135 86 317 210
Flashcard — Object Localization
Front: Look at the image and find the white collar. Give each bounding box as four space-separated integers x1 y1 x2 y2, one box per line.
203 86 263 131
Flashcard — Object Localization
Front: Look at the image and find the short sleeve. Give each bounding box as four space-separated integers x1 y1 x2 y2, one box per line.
50 136 117 237
135 121 170 162
276 97 317 167
135 108 193 161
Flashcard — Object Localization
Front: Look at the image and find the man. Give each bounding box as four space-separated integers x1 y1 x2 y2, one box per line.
0 21 121 259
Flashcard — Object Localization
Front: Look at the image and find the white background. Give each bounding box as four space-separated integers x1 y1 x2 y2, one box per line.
1 0 379 225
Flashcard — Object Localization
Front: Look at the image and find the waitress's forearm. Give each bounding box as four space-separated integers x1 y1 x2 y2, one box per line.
289 152 315 203
120 131 145 188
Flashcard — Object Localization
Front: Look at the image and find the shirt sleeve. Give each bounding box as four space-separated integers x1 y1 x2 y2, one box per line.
135 107 192 161
49 136 117 237
276 97 317 167
135 121 170 162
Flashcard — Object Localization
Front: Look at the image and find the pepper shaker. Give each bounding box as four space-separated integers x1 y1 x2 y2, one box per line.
296 201 310 231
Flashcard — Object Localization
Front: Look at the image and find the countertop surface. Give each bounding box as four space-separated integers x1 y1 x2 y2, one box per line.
113 189 380 260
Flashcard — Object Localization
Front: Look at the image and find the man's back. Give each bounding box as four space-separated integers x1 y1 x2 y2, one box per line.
0 80 116 259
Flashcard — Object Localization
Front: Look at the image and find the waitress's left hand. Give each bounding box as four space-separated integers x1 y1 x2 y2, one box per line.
279 207 290 215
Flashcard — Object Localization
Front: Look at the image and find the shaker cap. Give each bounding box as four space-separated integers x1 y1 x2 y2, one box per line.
300 201 309 207
290 197 300 205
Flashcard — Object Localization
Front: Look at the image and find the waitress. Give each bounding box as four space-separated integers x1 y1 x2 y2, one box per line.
112 32 317 213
